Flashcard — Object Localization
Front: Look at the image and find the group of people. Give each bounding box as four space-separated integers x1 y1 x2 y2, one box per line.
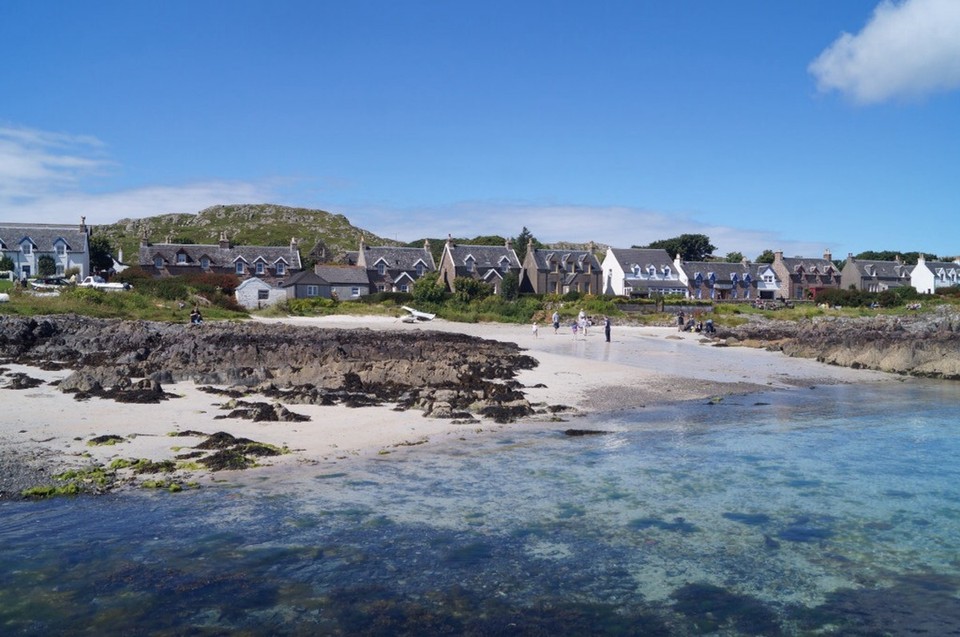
540 309 612 342
676 310 715 334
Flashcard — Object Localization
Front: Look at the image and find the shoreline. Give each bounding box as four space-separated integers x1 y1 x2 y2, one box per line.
0 315 897 499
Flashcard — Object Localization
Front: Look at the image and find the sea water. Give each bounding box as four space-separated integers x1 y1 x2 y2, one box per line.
2 380 960 636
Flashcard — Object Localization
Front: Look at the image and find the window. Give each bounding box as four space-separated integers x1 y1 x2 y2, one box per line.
235 262 245 275
200 257 210 269
306 285 319 297
465 257 475 273
351 287 360 297
416 263 424 277
256 262 265 275
22 243 31 255
501 259 510 273
377 262 386 275
399 284 409 293
257 289 269 300
176 253 187 264
377 284 386 292
276 262 285 275
56 243 66 256
154 257 163 269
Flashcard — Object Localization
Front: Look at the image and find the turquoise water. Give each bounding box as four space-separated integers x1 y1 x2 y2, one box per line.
3 380 960 635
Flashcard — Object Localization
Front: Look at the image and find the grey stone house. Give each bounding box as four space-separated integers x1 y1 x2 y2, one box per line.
283 265 371 300
357 238 436 293
520 242 602 295
138 231 302 283
839 255 913 292
676 258 759 300
771 250 842 300
436 236 522 295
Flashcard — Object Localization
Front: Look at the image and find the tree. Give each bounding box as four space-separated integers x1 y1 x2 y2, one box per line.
37 255 56 277
501 271 520 301
0 255 13 272
755 250 776 264
453 277 493 303
411 276 447 304
88 234 115 273
512 227 542 264
725 251 745 263
638 234 716 261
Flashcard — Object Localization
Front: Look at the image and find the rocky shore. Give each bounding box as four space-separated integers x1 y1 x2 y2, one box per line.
0 314 543 420
717 306 960 379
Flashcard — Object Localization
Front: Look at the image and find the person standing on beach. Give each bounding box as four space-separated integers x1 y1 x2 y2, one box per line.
532 322 539 338
604 316 611 342
552 311 560 334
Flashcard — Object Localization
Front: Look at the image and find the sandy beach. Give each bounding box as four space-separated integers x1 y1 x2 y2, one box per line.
0 315 894 495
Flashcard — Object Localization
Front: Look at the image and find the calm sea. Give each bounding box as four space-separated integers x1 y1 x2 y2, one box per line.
3 379 960 636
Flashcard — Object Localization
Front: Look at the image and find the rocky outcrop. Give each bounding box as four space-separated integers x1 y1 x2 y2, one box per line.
0 314 541 420
716 307 960 379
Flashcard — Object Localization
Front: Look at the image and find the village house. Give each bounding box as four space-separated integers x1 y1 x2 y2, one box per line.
234 277 288 309
771 250 842 300
839 255 913 293
911 254 960 294
675 256 780 301
599 248 686 297
138 231 302 282
436 236 522 295
520 241 602 295
0 218 91 280
356 238 436 293
282 265 371 301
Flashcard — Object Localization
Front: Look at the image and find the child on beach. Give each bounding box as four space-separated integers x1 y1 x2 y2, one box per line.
532 322 539 338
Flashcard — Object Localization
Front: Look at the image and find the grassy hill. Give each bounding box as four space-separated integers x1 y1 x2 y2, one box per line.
95 204 400 266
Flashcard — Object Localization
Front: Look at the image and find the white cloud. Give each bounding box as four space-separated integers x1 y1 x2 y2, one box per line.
0 124 279 224
809 0 960 104
344 200 824 262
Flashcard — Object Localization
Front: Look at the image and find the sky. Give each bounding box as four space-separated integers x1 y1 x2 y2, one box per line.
1 0 958 260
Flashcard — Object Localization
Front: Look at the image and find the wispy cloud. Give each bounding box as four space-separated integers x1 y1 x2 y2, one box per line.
345 201 825 262
809 0 960 104
0 124 278 224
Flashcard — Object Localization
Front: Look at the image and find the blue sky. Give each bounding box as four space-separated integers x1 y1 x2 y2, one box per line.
1 0 958 260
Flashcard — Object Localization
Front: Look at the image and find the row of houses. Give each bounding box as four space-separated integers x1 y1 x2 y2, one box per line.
3 220 959 309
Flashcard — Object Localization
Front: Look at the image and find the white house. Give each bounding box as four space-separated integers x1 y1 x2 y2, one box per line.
0 218 91 280
600 248 685 297
911 254 960 294
235 277 287 309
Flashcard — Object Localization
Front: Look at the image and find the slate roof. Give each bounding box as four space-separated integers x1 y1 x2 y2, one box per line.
529 248 600 273
313 265 371 286
780 256 838 276
679 261 758 282
447 244 521 269
138 241 301 269
360 246 436 271
0 223 89 254
608 248 675 272
845 259 913 279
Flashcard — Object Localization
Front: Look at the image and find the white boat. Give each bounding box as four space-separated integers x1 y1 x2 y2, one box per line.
29 277 71 292
401 305 435 322
77 275 131 291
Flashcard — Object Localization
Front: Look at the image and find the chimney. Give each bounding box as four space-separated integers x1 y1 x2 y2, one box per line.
219 231 229 250
79 216 88 234
505 237 512 249
774 250 784 263
445 234 453 248
423 238 430 251
139 229 149 248
894 254 901 264
823 249 832 262
290 236 298 250
741 256 749 267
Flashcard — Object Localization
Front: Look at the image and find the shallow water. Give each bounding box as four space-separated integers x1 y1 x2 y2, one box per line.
3 380 960 635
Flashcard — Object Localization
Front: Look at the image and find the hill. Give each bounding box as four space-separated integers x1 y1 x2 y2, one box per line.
95 204 400 266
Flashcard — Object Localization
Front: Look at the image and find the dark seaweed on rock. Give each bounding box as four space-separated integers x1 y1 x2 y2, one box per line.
0 315 540 422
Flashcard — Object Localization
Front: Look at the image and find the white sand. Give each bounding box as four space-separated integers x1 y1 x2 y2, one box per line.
0 315 894 488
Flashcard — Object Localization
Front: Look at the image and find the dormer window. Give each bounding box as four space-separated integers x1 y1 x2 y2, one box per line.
256 262 265 275
465 256 475 273
55 242 66 256
662 266 671 277
177 253 187 264
200 257 210 269
21 242 32 255
647 265 656 277
500 258 510 273
154 257 163 269
276 262 285 276
415 262 424 277
377 262 386 275
235 261 245 275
